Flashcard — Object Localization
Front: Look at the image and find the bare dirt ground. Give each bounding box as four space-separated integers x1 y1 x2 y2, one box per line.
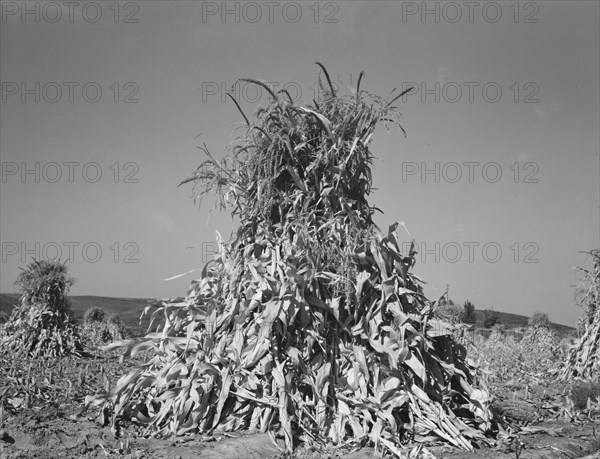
1 351 599 459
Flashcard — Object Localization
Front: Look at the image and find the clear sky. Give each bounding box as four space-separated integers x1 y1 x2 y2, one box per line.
1 1 598 327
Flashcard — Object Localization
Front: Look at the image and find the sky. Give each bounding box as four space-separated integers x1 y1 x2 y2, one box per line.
1 1 598 327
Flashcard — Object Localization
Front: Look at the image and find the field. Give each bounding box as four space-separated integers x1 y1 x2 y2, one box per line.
0 293 576 340
0 294 152 337
1 294 598 458
1 68 598 458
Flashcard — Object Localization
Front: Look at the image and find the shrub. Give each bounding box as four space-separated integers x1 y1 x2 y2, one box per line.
461 300 477 324
437 300 462 324
0 259 82 357
569 380 600 410
483 309 500 328
491 323 505 334
81 308 130 347
84 306 106 324
557 336 577 360
528 311 550 329
520 323 558 375
106 314 130 340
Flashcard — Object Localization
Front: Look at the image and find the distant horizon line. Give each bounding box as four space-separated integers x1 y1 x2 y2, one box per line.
0 292 577 329
0 292 159 301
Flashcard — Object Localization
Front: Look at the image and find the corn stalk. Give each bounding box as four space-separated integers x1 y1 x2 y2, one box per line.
90 64 496 455
0 259 82 358
561 249 600 380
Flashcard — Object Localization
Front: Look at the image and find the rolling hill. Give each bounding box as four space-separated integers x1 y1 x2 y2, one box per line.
1 292 576 338
471 309 575 337
0 293 155 334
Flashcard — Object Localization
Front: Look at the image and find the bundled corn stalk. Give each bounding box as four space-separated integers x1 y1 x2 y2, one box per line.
91 64 495 454
561 249 600 380
81 307 131 348
0 259 82 358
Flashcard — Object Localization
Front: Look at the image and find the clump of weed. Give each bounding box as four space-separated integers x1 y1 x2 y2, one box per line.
569 380 600 410
81 307 130 348
84 306 106 324
520 321 557 375
0 259 83 358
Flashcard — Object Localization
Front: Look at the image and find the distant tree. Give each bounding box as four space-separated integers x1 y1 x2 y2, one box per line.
483 309 500 328
437 298 461 323
461 300 477 324
438 297 455 307
528 311 550 329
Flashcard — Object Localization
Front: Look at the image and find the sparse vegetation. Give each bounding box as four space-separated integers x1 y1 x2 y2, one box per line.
467 314 563 385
